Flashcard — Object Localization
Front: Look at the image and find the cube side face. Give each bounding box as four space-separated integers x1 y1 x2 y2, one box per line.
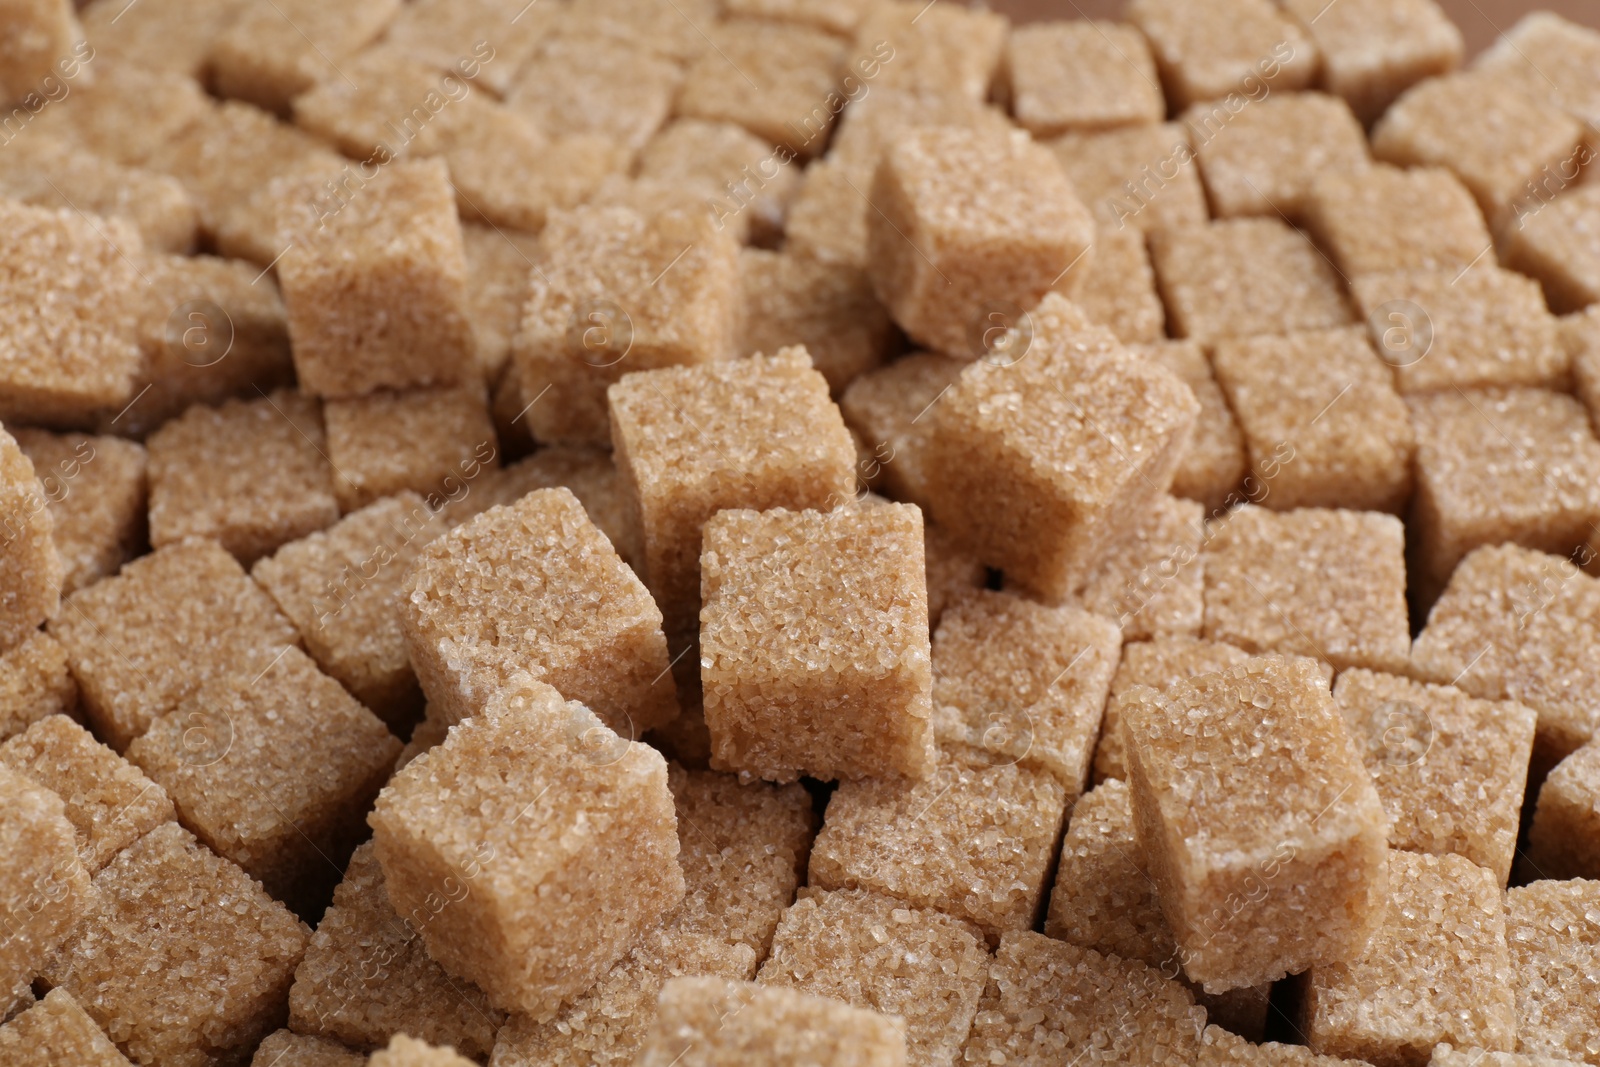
1506 880 1600 1064
1525 744 1600 881
0 430 61 651
0 631 77 744
13 428 148 597
0 766 89 997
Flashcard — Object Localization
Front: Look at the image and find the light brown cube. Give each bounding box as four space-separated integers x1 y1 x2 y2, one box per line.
277 159 475 399
720 0 870 34
867 125 1095 355
1334 669 1536 884
1476 11 1600 132
700 503 933 784
0 764 89 1006
1127 0 1317 108
848 1 1007 101
460 223 539 380
506 37 681 159
1505 879 1600 1065
757 888 989 1067
1526 742 1600 881
1073 226 1166 344
1565 306 1600 435
146 389 338 565
379 0 548 96
1133 340 1248 514
0 630 76 743
1303 851 1516 1064
0 426 60 652
1048 122 1210 235
0 138 198 254
1003 21 1164 137
0 715 173 874
1211 327 1415 513
402 487 676 731
962 932 1207 1065
737 248 892 394
1123 656 1390 992
208 0 399 113
0 0 82 106
80 0 252 81
1408 388 1600 590
368 681 684 1019
12 429 146 596
324 384 497 514
0 987 131 1067
1187 92 1369 219
47 538 300 751
1150 217 1355 343
1430 1048 1587 1067
1203 1025 1377 1066
252 1030 365 1067
1304 164 1493 278
1077 494 1206 641
1281 0 1462 122
30 63 209 167
637 119 802 245
839 352 966 511
1203 506 1411 673
783 160 871 270
825 86 1016 188
0 202 143 428
1504 184 1600 314
42 822 310 1067
676 18 844 158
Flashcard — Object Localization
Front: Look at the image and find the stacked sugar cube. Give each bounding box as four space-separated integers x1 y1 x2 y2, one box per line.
2 0 1600 1064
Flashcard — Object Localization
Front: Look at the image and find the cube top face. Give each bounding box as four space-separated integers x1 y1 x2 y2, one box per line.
826 87 1013 186
324 383 497 513
32 64 212 168
1126 0 1318 108
1048 121 1209 235
13 427 147 597
1477 11 1600 128
677 18 846 156
1305 165 1492 278
849 1 1008 102
506 36 683 155
1527 742 1600 882
1505 184 1600 314
1505 879 1600 1064
1005 21 1165 137
0 987 132 1067
1201 506 1411 673
1279 0 1464 122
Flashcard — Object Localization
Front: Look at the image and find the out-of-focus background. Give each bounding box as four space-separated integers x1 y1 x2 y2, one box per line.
989 0 1600 54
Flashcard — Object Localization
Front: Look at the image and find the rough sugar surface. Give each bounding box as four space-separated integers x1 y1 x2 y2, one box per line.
251 1029 366 1067
1076 493 1205 641
1202 1023 1375 1066
1526 743 1600 881
324 384 498 514
736 248 892 395
1279 0 1463 122
0 431 61 649
1504 879 1600 1065
1004 21 1164 137
1047 122 1210 235
0 987 134 1067
1304 165 1491 277
1133 340 1248 513
1186 92 1370 219
366 1034 476 1067
1073 225 1166 345
0 764 89 1005
0 629 77 743
12 428 147 596
839 352 967 511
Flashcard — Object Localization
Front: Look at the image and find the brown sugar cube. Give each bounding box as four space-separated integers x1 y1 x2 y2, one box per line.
1203 1025 1376 1066
1279 0 1462 123
1094 636 1255 782
47 538 300 751
324 385 497 514
1073 226 1166 344
1372 71 1587 228
1150 217 1355 343
42 821 309 1067
286 843 506 1058
0 716 174 874
963 932 1206 1065
608 348 855 638
1133 340 1249 514
1411 544 1600 770
0 988 132 1067
401 487 677 733
699 503 932 784
1186 92 1369 220
126 646 400 909
1123 655 1390 992
0 0 81 105
0 138 199 254
808 743 1069 943
0 630 76 743
516 202 741 448
1048 122 1210 235
460 223 538 381
1526 743 1600 881
0 426 61 651
368 682 685 1019
1304 165 1493 278
29 64 208 167
252 1030 365 1067
0 202 143 428
825 87 1015 189
1077 494 1206 642
1503 185 1600 315
1408 388 1600 591
1334 669 1536 885
1211 327 1415 513
737 248 893 394
1351 266 1567 395
676 19 844 159
636 977 907 1067
277 159 475 399
506 37 681 159
757 888 989 1066
924 297 1199 602
146 389 338 566
1303 851 1516 1064
783 160 872 270
1505 879 1600 1064
1203 506 1411 673
1002 21 1163 137
849 1 1006 102
721 0 870 35
1431 1049 1588 1067
637 119 802 245
252 492 442 731
11 429 145 596
1474 12 1600 139
1564 306 1600 431
839 352 966 511
0 764 90 1003
554 0 719 66
380 0 548 97
368 1035 474 1067
79 0 248 81
208 0 399 113
867 125 1095 356
1126 0 1317 108
918 519 984 633
489 764 816 1065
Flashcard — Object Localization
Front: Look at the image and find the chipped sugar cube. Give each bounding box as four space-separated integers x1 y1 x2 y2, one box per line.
0 425 61 652
0 764 90 1005
1210 327 1415 513
1503 184 1600 314
637 119 801 246
736 248 892 394
962 932 1207 1065
0 715 174 874
1303 851 1516 1064
324 384 498 514
1003 21 1164 137
1186 92 1369 220
1077 493 1206 642
1202 1024 1375 1066
867 125 1095 356
0 988 133 1067
783 160 871 270
11 429 145 597
1504 878 1600 1065
1280 0 1463 122
1126 0 1316 108
252 492 442 731
1526 742 1600 881
1150 217 1354 343
0 630 76 743
47 538 300 751
460 223 539 381
126 646 400 910
1132 340 1248 514
849 1 1007 102
41 822 309 1067
1123 655 1390 992
401 487 677 733
1407 388 1600 591
839 352 966 511
367 1035 475 1067
0 137 199 254
809 741 1068 943
757 888 988 1066
1334 669 1536 885
1048 122 1209 235
1304 164 1493 277
1202 506 1411 673
636 977 907 1067
929 589 1120 787
1073 226 1166 344
80 0 251 81
252 1030 365 1067
208 0 399 113
30 64 209 167
506 38 681 159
